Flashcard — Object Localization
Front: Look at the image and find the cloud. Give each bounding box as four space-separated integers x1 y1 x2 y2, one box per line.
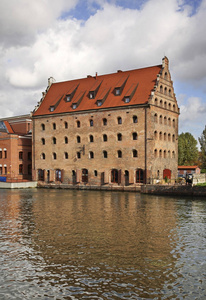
0 0 206 143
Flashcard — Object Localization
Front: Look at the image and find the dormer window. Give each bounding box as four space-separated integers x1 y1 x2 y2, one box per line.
89 92 95 99
115 88 121 96
50 106 55 112
66 95 71 102
124 96 130 103
72 103 77 109
97 100 102 106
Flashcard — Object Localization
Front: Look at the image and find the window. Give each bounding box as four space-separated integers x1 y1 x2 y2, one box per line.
133 149 138 157
41 124 45 131
168 150 171 158
90 119 93 127
0 151 2 159
89 151 94 159
77 136 81 143
103 151 107 158
94 170 98 177
164 116 167 125
154 98 158 106
154 149 157 158
4 167 7 174
117 117 122 124
154 131 158 140
66 95 71 102
103 134 107 142
168 103 171 110
97 100 102 106
65 152 68 159
168 118 171 126
77 152 81 159
168 133 171 142
124 96 130 103
103 118 107 126
115 88 121 96
64 121 68 129
19 164 23 175
160 100 163 107
159 132 162 140
65 137 68 144
173 104 176 111
169 89 172 96
28 152 32 161
159 150 162 158
164 133 167 141
72 104 77 109
19 151 23 160
164 72 168 79
159 115 162 124
41 153 45 160
0 167 2 174
117 133 122 141
41 138 45 145
132 132 138 140
53 152 57 160
172 151 175 158
173 119 175 128
133 115 138 123
89 135 94 142
164 87 167 95
164 150 167 158
4 150 7 159
172 134 175 142
89 92 95 99
117 150 122 158
164 101 167 109
53 137 56 144
77 120 80 128
50 106 54 112
154 114 158 123
160 85 163 93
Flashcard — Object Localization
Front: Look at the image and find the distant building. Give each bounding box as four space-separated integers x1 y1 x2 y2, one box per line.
0 115 32 181
32 57 179 186
178 165 200 176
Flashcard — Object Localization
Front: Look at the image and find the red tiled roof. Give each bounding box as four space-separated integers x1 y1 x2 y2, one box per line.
33 65 162 116
4 121 14 133
178 166 199 169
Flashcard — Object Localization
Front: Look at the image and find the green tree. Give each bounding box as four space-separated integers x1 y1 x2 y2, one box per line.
178 132 199 165
198 126 206 168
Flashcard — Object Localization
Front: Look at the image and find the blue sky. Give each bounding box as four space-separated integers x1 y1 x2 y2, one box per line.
0 0 206 145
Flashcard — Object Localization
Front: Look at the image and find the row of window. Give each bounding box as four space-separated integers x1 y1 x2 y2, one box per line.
42 132 138 145
0 164 32 175
154 114 176 127
0 166 7 174
41 115 138 131
19 152 32 160
154 98 176 111
159 85 172 97
154 131 175 142
41 149 139 160
154 149 175 158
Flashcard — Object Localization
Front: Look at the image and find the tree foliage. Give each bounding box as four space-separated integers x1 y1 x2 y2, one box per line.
198 126 206 168
178 132 199 165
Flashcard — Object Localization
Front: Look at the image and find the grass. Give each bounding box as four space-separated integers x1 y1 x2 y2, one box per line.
195 182 206 187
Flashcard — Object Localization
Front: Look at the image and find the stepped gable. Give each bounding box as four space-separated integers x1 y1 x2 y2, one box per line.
33 64 162 116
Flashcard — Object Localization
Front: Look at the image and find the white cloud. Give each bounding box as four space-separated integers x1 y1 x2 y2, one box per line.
0 0 206 143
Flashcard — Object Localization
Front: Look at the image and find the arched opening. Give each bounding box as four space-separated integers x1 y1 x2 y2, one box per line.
163 169 171 180
136 169 144 183
55 169 62 181
72 170 76 185
125 170 129 186
46 170 50 183
111 169 121 184
82 169 88 183
38 169 44 181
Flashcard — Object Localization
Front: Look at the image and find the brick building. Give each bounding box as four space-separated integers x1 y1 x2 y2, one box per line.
32 57 179 186
0 115 32 181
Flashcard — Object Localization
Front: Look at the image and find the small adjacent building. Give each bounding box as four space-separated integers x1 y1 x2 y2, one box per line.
178 165 201 177
0 115 32 181
32 57 179 186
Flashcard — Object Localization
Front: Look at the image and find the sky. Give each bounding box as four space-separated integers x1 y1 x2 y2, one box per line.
0 0 206 144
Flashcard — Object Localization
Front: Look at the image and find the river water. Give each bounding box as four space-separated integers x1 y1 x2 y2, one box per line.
0 188 205 299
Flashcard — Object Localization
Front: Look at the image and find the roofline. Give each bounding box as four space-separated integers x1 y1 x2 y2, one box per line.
0 114 31 122
32 103 150 119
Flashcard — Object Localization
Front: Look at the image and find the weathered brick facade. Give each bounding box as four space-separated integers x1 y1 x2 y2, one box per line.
0 115 32 181
32 57 179 186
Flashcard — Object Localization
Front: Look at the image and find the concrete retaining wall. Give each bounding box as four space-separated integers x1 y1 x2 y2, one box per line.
141 184 206 197
0 181 38 189
193 174 206 185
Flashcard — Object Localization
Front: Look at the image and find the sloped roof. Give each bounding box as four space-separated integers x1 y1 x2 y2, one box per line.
4 121 14 133
33 64 162 116
178 166 199 170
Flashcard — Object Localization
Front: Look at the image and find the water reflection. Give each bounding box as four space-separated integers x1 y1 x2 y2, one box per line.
0 189 205 299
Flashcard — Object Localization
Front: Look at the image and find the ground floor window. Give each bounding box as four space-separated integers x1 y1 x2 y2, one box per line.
82 169 88 183
38 169 44 181
55 169 62 181
136 169 144 183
